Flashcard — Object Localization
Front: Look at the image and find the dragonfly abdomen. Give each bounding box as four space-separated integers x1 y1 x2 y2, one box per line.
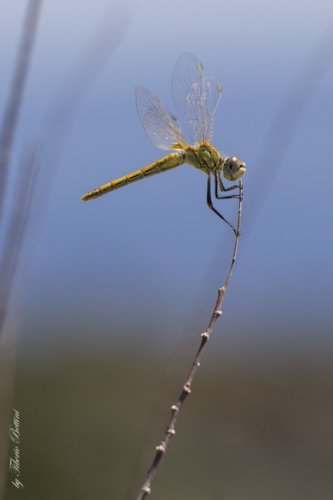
81 152 185 201
140 152 185 177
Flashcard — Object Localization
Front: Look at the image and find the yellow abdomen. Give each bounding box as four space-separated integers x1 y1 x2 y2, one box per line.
81 152 185 201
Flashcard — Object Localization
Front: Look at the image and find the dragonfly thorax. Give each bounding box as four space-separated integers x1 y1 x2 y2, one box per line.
185 142 222 175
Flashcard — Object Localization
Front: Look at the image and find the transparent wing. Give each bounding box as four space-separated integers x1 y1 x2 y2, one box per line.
135 86 188 151
171 53 222 144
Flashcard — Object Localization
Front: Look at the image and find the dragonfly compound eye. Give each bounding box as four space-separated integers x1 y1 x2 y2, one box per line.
223 156 246 181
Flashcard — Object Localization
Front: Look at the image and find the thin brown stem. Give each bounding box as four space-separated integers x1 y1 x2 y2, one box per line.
136 181 243 499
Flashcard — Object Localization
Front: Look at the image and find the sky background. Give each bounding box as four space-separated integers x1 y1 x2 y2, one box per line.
0 0 332 360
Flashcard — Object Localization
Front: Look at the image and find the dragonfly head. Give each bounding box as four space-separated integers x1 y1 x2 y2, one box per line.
223 156 246 181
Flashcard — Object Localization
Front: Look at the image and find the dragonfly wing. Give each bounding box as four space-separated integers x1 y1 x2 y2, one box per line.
135 86 188 151
171 53 222 144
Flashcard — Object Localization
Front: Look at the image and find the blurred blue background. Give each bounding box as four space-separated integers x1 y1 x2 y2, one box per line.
1 1 333 499
0 0 331 359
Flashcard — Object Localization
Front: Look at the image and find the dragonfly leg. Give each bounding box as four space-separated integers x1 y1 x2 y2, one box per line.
215 174 241 200
219 174 239 192
206 176 238 235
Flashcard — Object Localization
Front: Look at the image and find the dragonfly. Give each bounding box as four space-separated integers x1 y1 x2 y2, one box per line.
81 53 246 234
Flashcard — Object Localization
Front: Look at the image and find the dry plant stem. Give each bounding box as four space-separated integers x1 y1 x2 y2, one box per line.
136 181 243 500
